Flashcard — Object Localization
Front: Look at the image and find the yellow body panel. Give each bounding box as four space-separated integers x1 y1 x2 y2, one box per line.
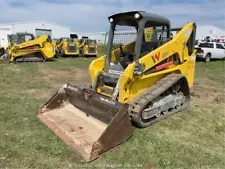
89 56 105 84
10 35 54 62
57 39 79 56
79 40 98 56
7 42 17 57
89 22 196 104
83 45 98 56
52 40 57 55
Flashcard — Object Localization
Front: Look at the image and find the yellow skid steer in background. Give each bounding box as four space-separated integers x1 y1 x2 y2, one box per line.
79 37 98 57
56 37 79 57
8 33 54 63
38 11 197 161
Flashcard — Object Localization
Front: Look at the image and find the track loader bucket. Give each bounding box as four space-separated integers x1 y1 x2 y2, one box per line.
38 84 132 162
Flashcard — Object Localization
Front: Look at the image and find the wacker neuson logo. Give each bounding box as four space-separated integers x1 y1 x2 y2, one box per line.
100 97 116 105
67 85 79 92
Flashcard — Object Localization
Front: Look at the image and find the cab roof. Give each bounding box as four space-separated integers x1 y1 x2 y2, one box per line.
108 11 170 26
60 37 72 39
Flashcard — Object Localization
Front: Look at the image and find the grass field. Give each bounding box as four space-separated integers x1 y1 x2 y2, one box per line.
0 58 224 169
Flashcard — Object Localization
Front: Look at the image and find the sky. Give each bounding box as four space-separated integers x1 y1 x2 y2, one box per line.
0 0 224 33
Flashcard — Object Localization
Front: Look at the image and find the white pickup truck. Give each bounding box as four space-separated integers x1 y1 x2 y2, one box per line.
196 42 225 62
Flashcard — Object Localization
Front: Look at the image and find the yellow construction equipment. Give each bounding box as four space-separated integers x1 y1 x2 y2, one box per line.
52 39 59 57
38 11 197 161
8 33 54 62
79 37 97 57
56 37 79 57
0 34 18 63
7 34 19 57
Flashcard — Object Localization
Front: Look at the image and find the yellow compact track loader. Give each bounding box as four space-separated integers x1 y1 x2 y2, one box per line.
56 37 79 57
79 37 98 57
38 11 197 162
8 33 54 63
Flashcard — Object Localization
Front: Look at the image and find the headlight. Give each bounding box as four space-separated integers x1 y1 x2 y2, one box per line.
134 13 140 19
109 18 114 23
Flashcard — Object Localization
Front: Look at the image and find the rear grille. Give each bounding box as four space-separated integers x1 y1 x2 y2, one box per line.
88 47 96 53
67 45 77 52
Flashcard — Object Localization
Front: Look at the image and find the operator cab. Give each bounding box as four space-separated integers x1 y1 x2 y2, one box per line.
79 37 96 45
102 11 170 87
86 39 97 46
8 34 19 45
79 36 88 45
60 37 74 43
70 34 78 39
16 33 35 43
53 38 60 45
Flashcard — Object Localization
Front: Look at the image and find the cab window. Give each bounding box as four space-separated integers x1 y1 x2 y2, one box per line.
24 35 33 42
199 43 214 48
216 44 224 49
143 26 168 42
141 24 169 57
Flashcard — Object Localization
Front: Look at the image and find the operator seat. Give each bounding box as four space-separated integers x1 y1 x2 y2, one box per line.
119 51 134 69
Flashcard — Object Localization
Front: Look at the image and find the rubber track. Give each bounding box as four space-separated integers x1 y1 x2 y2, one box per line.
15 56 45 63
128 73 189 126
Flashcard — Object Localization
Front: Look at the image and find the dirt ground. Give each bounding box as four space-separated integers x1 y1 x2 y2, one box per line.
191 77 225 108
